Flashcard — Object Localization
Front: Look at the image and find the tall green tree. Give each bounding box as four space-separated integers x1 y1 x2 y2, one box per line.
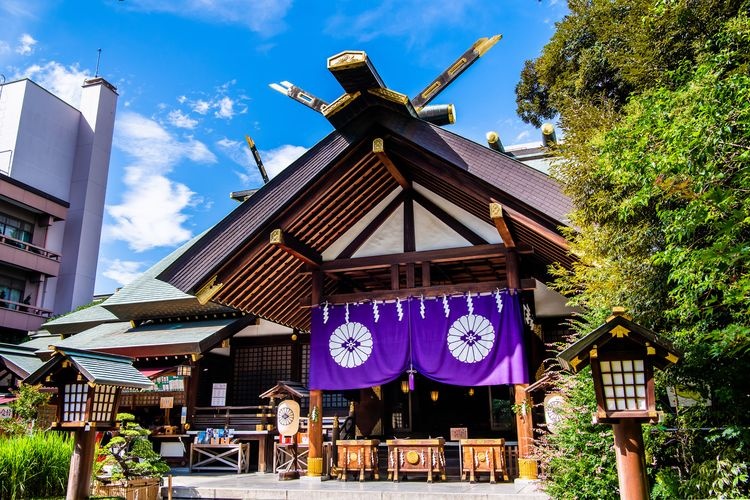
522 2 750 498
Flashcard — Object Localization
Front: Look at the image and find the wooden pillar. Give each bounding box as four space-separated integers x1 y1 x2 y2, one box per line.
67 428 97 500
308 269 324 477
307 389 324 477
507 248 536 479
612 420 649 500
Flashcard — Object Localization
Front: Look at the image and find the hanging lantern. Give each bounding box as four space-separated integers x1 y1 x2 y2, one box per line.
401 380 409 394
430 390 439 402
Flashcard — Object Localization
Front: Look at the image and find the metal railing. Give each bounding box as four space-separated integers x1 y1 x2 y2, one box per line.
0 234 61 261
0 297 52 318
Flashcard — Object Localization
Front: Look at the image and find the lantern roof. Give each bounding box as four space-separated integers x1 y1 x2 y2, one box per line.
557 311 680 373
25 346 153 389
259 380 310 401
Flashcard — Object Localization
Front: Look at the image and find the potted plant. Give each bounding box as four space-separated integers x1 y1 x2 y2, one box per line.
92 412 170 500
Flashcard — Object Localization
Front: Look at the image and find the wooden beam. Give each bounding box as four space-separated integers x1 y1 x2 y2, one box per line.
489 202 515 248
492 198 570 251
421 261 431 287
391 264 400 290
301 279 536 306
270 229 322 267
314 243 522 274
414 191 488 245
403 191 415 252
373 138 411 189
336 191 406 259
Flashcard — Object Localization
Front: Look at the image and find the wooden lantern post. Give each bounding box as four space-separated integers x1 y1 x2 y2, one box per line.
24 347 153 499
558 308 680 500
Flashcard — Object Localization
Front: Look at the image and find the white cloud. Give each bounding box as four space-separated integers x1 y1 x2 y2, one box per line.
102 259 146 286
106 111 217 252
122 0 293 36
0 41 10 54
192 99 210 115
262 145 308 179
217 139 306 186
167 109 198 129
215 96 234 119
15 33 37 55
14 61 89 106
514 130 531 143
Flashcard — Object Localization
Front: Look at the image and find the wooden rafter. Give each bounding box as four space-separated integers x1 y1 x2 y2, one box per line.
489 202 515 248
414 191 488 245
270 229 322 267
373 138 411 189
301 278 536 306
312 243 521 274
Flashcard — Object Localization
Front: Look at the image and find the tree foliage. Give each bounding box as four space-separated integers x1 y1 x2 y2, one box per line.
524 1 750 498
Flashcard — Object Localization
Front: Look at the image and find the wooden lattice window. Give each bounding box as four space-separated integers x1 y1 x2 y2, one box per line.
600 359 647 411
91 385 117 422
232 345 292 405
63 383 88 422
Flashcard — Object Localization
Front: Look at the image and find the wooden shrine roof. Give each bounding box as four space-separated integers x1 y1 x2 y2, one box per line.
158 107 574 332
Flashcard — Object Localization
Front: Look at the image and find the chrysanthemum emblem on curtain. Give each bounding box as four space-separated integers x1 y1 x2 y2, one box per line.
447 314 496 363
329 322 373 368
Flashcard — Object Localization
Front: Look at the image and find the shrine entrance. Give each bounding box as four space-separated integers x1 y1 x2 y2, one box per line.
381 378 515 439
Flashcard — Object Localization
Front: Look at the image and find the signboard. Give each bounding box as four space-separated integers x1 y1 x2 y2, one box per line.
159 396 174 409
0 406 12 419
450 427 468 440
211 383 227 407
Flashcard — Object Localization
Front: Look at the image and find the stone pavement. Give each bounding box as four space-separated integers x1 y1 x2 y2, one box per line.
161 470 549 500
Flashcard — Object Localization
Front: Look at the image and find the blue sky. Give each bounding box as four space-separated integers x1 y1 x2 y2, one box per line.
1 0 566 297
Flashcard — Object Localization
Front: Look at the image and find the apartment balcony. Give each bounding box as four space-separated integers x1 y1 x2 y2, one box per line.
0 297 53 332
0 234 61 276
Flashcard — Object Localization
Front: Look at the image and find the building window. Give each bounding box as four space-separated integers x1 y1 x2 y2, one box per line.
0 275 25 308
0 213 33 243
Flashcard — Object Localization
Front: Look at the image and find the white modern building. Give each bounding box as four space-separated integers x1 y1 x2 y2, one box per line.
0 77 117 341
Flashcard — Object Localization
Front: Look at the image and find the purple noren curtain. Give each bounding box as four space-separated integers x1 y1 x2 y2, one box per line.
310 300 409 390
410 292 528 386
309 291 528 390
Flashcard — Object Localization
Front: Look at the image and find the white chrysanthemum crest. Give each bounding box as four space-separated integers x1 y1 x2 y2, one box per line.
372 300 380 323
442 294 450 317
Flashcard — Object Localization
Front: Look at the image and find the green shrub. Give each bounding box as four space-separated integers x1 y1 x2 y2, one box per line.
0 431 73 499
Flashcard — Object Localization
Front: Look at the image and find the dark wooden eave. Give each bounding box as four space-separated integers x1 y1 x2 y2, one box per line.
159 108 574 331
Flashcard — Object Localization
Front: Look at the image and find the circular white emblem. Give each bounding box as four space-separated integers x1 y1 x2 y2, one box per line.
447 314 495 363
329 322 373 368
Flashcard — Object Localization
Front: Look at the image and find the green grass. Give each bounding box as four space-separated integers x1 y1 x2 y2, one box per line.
0 432 73 499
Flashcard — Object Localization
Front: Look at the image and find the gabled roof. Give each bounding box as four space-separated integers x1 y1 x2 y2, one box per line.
42 232 234 335
51 316 253 358
158 108 573 331
25 347 153 389
558 313 680 373
0 343 44 378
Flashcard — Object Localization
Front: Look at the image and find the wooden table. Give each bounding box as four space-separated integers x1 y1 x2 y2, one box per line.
336 439 380 481
386 438 446 483
459 438 508 483
234 430 273 473
189 443 249 473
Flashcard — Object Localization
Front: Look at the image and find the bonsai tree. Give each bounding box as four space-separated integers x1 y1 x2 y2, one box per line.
94 412 170 483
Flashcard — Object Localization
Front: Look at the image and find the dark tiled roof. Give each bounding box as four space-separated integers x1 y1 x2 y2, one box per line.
161 130 355 292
